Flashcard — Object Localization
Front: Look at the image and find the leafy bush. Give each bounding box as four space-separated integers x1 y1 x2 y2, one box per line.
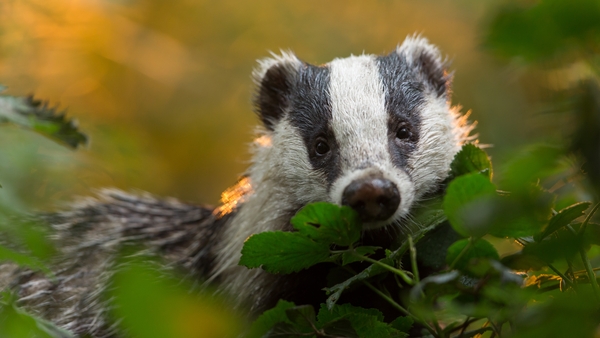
239 142 599 337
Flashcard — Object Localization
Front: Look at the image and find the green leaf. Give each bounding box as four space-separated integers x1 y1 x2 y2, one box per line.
0 292 74 338
341 246 379 265
522 232 582 264
446 238 500 272
404 195 447 231
487 186 555 238
317 303 384 325
0 245 52 277
316 304 405 338
348 313 406 338
450 144 492 179
110 258 243 338
500 145 564 191
443 173 497 237
291 202 361 246
510 289 599 338
239 232 330 274
0 89 87 149
389 316 413 333
247 300 296 338
484 0 600 63
534 202 591 241
284 305 316 333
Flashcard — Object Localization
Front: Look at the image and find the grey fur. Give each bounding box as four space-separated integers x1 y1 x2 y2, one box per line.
0 35 475 337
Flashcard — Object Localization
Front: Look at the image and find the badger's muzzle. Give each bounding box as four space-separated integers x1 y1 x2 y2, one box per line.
341 177 400 222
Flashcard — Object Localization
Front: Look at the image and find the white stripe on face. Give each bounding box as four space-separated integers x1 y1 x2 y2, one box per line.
328 55 390 170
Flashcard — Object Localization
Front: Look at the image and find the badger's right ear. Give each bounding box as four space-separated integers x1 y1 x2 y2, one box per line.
253 51 302 131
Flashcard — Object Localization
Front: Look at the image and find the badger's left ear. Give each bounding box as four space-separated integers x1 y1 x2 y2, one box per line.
397 36 451 98
252 51 302 131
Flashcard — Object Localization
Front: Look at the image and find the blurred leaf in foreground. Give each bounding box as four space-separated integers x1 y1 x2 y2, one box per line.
110 257 244 338
484 0 600 62
0 292 74 338
0 86 87 149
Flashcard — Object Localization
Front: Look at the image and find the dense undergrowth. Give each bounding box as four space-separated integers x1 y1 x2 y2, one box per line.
1 0 600 337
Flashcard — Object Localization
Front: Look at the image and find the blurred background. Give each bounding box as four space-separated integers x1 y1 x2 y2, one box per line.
0 0 564 209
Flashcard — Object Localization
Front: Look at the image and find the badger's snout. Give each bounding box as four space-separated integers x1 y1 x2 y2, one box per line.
341 177 400 222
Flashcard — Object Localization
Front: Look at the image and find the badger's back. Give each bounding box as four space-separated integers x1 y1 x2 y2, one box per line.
0 189 224 337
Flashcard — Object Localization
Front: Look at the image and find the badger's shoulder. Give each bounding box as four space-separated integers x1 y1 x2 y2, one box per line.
1 189 227 337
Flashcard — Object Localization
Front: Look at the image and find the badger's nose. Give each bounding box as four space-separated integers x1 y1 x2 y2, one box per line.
341 178 400 222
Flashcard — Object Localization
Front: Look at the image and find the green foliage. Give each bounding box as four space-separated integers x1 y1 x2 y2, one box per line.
443 173 497 238
291 202 361 246
449 143 492 179
110 257 244 338
484 0 600 62
0 292 74 338
446 238 499 271
241 140 600 337
247 301 410 338
240 231 331 274
0 86 87 149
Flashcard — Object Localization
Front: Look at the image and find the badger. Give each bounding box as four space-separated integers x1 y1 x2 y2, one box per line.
0 36 473 337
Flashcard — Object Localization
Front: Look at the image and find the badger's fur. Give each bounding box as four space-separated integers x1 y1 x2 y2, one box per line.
0 36 473 337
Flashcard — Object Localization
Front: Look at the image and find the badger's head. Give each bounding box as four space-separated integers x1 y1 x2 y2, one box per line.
251 36 473 231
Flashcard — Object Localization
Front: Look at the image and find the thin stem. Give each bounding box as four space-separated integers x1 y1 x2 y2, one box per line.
408 235 420 284
449 237 474 270
580 249 600 301
567 224 600 301
578 202 600 236
361 280 439 337
547 263 575 288
351 252 414 285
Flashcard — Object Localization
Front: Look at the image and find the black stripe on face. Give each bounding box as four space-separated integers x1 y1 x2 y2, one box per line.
377 52 423 169
287 64 341 188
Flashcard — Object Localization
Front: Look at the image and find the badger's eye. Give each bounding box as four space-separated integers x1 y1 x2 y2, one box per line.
396 126 412 140
315 139 330 155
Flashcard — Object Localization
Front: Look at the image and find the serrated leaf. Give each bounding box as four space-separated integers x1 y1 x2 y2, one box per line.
341 246 379 265
239 232 330 274
317 304 404 338
348 313 406 338
446 238 499 272
284 305 316 333
450 144 492 179
443 173 497 237
0 90 87 149
247 300 296 338
317 303 384 326
291 202 361 246
390 316 413 333
534 202 591 241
